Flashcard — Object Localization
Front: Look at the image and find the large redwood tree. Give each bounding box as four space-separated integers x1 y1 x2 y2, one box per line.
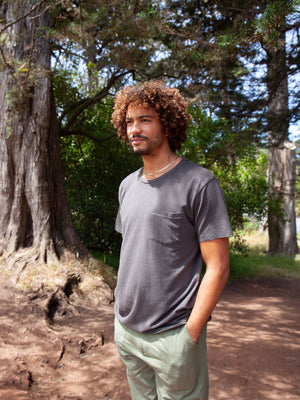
0 0 89 270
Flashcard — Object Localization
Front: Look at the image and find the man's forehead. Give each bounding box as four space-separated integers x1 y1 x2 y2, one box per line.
126 103 156 117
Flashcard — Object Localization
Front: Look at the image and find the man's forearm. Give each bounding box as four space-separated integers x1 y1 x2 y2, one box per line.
186 265 229 343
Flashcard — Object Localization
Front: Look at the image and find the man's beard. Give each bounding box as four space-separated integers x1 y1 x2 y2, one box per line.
131 146 152 156
129 134 165 156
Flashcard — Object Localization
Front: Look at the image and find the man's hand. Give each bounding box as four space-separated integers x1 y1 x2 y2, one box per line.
186 237 230 343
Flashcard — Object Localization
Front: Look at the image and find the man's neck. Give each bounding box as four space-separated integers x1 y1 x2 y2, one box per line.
142 151 181 180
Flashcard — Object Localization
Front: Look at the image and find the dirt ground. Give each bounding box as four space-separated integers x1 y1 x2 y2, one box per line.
0 277 299 400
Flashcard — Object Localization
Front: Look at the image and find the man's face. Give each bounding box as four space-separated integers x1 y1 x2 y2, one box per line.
126 104 168 156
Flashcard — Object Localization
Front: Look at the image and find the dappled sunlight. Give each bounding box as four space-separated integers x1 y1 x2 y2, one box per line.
208 279 300 400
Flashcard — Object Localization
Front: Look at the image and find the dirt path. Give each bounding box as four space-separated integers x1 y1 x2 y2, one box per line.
0 278 299 400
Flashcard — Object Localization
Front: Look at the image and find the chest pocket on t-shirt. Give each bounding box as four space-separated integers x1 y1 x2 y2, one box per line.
151 211 182 245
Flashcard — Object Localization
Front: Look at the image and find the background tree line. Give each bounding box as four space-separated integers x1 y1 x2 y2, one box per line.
0 0 299 272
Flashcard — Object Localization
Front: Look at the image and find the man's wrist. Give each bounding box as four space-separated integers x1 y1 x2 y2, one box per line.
186 320 202 344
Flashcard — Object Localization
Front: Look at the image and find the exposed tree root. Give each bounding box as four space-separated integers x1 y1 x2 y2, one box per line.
45 273 81 325
0 250 115 327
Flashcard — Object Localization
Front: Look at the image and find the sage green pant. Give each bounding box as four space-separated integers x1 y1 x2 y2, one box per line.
114 318 209 400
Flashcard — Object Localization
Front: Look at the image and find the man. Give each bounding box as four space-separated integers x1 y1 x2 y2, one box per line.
111 80 232 400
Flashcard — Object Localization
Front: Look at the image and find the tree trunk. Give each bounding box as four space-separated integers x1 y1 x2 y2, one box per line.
268 141 298 255
0 1 90 270
266 31 298 256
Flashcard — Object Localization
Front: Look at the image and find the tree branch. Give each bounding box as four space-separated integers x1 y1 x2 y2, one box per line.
60 70 132 129
60 128 115 144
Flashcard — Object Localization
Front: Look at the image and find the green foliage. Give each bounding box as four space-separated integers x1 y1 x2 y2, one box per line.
182 107 270 233
216 152 270 231
183 106 259 167
254 0 299 46
230 234 250 258
59 94 141 253
62 135 139 254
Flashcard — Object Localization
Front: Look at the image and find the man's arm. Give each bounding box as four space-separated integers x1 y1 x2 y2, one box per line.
186 237 230 343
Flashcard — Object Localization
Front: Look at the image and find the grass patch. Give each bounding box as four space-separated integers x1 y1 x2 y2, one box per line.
230 232 300 280
91 251 120 271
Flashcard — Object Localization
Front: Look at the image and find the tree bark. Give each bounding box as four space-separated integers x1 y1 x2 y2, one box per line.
268 141 298 255
266 31 298 256
0 0 89 269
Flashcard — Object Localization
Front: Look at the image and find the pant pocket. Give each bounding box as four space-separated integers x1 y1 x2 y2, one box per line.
154 325 209 398
114 318 127 347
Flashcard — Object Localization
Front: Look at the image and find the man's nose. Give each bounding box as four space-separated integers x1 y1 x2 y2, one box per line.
130 121 142 133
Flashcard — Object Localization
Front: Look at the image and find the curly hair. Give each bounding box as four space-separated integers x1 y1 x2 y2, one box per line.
111 80 191 152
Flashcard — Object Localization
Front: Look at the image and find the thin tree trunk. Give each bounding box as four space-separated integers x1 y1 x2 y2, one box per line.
268 141 298 255
0 1 89 269
266 31 298 256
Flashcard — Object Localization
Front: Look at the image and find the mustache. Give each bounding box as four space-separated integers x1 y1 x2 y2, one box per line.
129 134 148 141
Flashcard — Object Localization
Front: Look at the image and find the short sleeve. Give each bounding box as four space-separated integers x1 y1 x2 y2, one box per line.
194 177 232 242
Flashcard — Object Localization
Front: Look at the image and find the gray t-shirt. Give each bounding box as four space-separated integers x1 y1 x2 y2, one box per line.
115 158 232 333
